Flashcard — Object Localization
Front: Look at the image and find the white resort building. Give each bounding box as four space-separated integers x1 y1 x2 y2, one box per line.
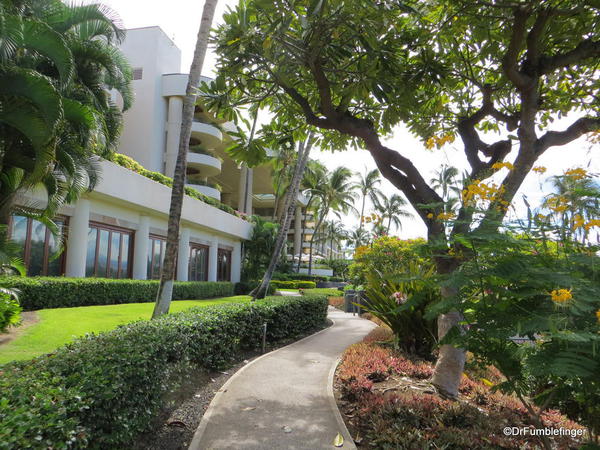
10 26 331 283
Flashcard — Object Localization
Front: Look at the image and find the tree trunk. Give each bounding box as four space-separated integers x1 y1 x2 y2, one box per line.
254 135 313 299
430 255 466 399
153 0 218 319
358 194 366 234
308 210 326 276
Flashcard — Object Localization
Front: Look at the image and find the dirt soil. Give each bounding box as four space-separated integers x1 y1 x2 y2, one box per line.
0 311 39 346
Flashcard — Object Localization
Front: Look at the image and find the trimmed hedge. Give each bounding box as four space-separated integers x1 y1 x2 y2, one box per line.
0 295 328 449
270 280 317 289
2 277 235 311
234 280 276 296
272 272 344 282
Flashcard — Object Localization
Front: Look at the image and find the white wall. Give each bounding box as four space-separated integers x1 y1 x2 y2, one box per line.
117 27 182 172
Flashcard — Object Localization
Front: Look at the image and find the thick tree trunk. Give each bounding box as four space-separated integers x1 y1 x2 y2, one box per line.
430 257 466 399
153 0 218 319
254 135 313 299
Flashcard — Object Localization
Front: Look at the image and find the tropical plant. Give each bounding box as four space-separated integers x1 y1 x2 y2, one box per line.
308 166 357 273
347 227 371 249
0 0 132 238
209 0 600 397
154 0 219 318
374 194 413 234
241 216 279 281
0 226 25 332
363 261 438 357
356 168 383 233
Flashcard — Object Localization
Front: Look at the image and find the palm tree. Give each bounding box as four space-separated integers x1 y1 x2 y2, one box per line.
375 194 413 234
296 160 327 271
308 166 357 274
430 164 460 202
254 135 314 298
323 220 348 259
0 0 132 237
544 173 600 244
348 227 371 249
356 168 384 233
154 0 219 318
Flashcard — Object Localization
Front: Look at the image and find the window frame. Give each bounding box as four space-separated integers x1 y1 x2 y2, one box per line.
217 248 232 282
87 222 134 279
147 234 166 280
189 243 209 282
8 215 68 276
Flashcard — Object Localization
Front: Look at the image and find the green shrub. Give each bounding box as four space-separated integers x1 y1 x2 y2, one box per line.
109 154 246 219
234 280 275 295
2 277 234 311
0 295 328 448
0 289 21 332
270 280 316 289
272 272 332 282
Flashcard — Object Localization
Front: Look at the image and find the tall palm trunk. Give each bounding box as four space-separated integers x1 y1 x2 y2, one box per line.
358 193 366 233
295 196 314 272
153 0 218 318
308 209 327 275
254 135 313 299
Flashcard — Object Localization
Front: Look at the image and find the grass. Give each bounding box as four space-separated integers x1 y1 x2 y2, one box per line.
278 288 343 296
0 296 251 365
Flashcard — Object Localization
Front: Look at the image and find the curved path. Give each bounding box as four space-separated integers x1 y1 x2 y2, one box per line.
189 307 376 450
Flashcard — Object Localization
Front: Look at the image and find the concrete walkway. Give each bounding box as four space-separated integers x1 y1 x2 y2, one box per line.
189 308 376 450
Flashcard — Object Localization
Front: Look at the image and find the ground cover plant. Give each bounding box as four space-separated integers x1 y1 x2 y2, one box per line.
336 334 587 449
0 295 328 449
0 296 251 364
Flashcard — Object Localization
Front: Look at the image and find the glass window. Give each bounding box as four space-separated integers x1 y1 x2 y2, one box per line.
9 216 66 276
85 223 133 278
217 248 232 282
189 244 208 281
147 236 165 280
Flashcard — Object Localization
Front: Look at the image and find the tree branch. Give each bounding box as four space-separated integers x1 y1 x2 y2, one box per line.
538 39 600 74
309 58 337 117
535 117 600 154
501 7 531 89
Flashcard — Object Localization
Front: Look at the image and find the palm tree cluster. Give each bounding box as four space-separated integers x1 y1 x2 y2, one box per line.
289 163 414 272
0 0 132 239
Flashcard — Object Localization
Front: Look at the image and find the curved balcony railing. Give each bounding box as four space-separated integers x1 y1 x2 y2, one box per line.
187 152 222 177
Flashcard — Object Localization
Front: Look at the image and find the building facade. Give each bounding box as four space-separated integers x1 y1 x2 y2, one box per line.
10 26 317 283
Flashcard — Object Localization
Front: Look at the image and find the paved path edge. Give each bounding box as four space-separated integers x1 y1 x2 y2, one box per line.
188 318 358 450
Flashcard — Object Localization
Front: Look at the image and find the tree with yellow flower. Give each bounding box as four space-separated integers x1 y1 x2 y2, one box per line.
207 0 600 399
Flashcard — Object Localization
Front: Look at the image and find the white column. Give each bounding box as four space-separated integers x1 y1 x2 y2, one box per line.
238 165 248 212
176 227 190 281
231 242 242 283
164 96 183 177
132 215 150 279
208 239 218 282
294 206 302 258
65 198 90 277
245 167 253 214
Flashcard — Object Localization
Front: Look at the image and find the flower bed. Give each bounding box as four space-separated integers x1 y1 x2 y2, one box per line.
335 330 586 449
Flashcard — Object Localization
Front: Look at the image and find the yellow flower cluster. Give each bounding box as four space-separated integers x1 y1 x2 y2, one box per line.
354 245 369 259
362 212 383 225
584 219 600 231
437 212 456 221
572 214 585 230
532 166 547 174
546 195 569 213
425 134 455 150
564 168 588 181
536 213 547 221
491 161 514 171
597 309 600 323
427 213 434 219
550 288 573 303
462 180 507 206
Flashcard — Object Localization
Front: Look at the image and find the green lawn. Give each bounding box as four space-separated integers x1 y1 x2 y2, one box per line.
0 296 251 365
278 288 343 296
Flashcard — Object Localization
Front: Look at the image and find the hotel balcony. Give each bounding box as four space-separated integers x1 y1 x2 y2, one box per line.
186 182 221 200
191 120 222 149
187 147 222 177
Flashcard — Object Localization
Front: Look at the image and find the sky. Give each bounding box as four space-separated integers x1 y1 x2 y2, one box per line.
101 0 598 240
